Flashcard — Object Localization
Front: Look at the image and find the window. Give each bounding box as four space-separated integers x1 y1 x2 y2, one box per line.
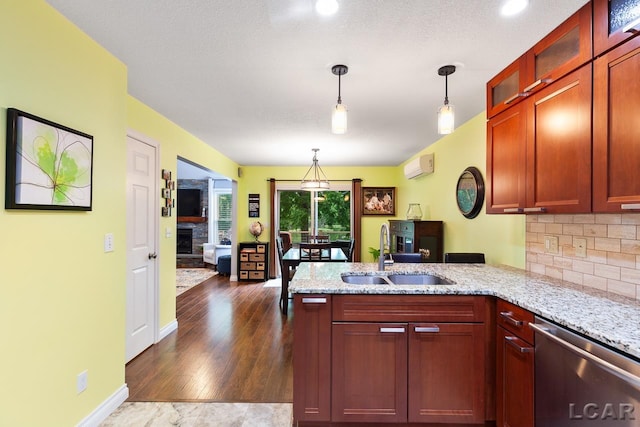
212 190 232 244
277 184 351 243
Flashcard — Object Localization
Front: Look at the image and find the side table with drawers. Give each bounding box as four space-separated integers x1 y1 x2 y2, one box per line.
238 242 269 281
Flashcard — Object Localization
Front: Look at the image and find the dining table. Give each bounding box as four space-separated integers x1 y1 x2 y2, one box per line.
280 246 348 314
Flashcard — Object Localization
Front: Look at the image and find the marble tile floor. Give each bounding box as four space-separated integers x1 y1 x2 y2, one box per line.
100 402 293 426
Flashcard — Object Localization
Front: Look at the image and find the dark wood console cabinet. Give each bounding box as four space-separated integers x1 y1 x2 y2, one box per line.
389 220 443 263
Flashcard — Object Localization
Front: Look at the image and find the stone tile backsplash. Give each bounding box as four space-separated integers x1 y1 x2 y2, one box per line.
526 214 640 300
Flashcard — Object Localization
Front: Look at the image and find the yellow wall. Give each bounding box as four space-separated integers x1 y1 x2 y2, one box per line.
126 97 239 328
239 166 400 260
0 1 128 425
242 126 526 267
400 113 526 267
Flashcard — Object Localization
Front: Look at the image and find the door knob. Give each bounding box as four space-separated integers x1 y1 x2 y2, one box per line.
148 252 157 259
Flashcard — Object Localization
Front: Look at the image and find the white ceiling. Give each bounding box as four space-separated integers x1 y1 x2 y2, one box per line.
46 0 587 167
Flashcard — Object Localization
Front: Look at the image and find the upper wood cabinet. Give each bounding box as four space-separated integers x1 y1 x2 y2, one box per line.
525 64 592 214
487 65 592 214
486 103 527 214
594 0 640 56
486 3 592 118
593 36 640 212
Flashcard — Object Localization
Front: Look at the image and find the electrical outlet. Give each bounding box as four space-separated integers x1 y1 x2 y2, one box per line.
575 238 587 258
165 227 172 238
77 370 88 394
104 233 114 252
544 235 559 254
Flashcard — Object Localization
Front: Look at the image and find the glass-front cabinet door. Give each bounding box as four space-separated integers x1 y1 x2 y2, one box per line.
594 0 640 56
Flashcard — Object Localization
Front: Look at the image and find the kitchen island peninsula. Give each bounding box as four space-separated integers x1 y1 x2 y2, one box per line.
289 262 640 426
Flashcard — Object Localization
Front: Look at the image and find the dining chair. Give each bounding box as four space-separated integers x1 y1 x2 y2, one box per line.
300 242 332 260
279 231 292 253
276 236 296 312
388 252 424 263
444 252 485 263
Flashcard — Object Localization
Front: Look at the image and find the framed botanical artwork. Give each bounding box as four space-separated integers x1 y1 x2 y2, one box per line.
5 108 93 210
362 187 396 216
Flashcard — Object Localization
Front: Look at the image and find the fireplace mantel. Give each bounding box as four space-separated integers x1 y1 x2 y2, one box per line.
177 216 207 223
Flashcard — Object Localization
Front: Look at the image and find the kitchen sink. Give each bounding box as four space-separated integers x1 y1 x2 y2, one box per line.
341 274 390 285
387 273 453 285
341 273 453 285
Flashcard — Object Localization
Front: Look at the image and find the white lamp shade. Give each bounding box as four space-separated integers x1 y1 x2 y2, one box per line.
437 103 455 135
301 180 330 191
332 103 348 134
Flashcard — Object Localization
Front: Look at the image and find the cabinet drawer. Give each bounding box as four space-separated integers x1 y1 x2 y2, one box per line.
256 262 265 271
496 299 534 343
249 271 265 280
333 295 485 323
249 253 265 262
240 262 255 270
239 271 249 280
240 253 250 261
256 244 266 253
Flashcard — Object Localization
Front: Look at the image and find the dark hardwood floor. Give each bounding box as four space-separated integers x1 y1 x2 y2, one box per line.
125 274 293 403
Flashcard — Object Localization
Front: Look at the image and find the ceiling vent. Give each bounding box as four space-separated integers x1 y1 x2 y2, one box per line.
404 153 434 179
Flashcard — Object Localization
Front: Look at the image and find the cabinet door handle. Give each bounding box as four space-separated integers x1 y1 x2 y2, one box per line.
523 78 552 93
505 336 533 353
503 92 528 105
380 327 405 333
414 326 440 333
523 207 546 213
500 311 524 327
302 297 327 304
503 208 523 213
621 204 640 210
623 17 640 33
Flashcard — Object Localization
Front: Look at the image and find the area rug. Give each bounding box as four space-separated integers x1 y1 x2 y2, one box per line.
176 268 217 296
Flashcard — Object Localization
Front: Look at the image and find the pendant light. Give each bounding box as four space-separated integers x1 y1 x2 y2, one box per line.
301 148 330 191
331 64 348 134
437 65 456 135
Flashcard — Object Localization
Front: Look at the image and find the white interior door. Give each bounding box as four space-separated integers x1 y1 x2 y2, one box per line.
125 134 158 362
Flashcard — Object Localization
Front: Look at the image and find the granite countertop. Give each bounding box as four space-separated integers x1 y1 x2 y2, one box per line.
288 262 640 359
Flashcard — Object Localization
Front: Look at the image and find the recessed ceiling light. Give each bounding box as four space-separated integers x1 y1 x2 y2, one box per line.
501 0 529 16
315 0 339 16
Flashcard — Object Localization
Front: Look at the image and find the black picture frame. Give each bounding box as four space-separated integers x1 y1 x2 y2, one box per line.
456 166 485 219
5 108 93 211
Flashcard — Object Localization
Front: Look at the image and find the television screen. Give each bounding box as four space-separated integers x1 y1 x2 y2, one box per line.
177 189 201 216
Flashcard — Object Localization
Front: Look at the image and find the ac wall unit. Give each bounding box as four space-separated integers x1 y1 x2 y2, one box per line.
404 153 434 179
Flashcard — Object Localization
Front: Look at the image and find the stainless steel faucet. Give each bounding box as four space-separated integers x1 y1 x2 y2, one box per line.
379 222 390 271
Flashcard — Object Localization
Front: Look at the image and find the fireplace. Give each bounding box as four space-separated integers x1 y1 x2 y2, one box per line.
177 228 193 254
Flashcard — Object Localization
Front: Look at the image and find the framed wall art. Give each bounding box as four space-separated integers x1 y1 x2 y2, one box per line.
5 108 93 210
362 187 396 216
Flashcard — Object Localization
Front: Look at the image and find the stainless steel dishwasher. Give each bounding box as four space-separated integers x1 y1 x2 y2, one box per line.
530 317 640 426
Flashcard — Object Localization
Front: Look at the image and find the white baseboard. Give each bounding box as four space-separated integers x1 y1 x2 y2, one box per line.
230 274 238 282
76 384 128 427
158 319 178 341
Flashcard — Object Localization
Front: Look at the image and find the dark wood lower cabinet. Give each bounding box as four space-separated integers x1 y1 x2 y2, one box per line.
408 323 486 424
495 300 534 427
294 294 491 426
293 294 332 422
332 322 408 423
